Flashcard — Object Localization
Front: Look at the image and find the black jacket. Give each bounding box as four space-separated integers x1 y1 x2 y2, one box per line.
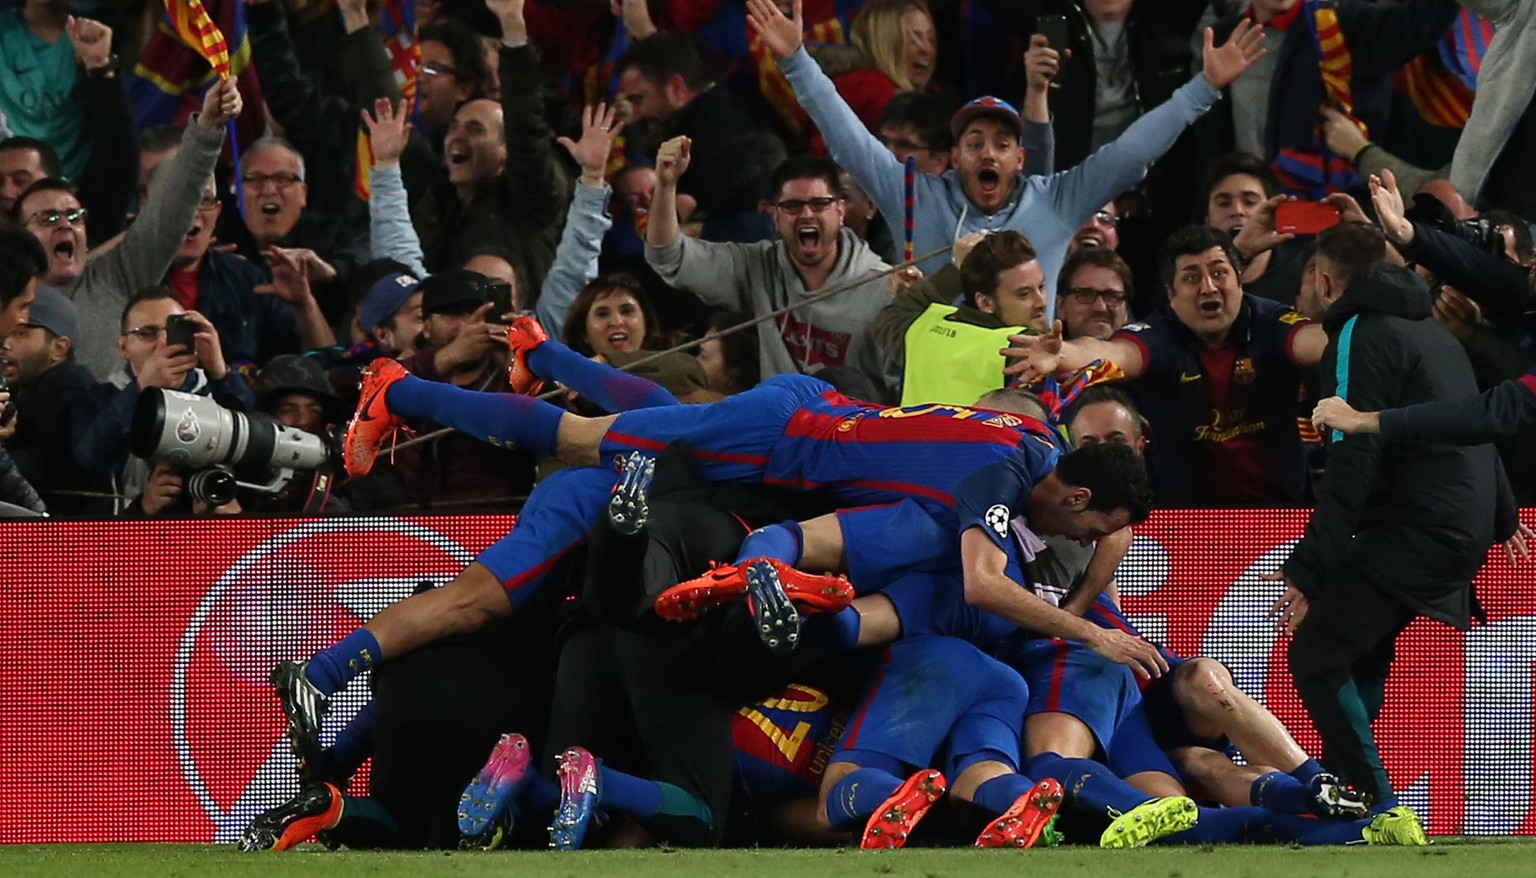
11 361 114 517
1201 0 1459 165
1284 263 1513 628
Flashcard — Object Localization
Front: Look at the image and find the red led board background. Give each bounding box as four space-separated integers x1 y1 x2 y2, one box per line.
0 511 1531 842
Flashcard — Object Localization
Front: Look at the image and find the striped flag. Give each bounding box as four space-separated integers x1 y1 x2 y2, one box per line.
165 0 232 79
357 0 422 200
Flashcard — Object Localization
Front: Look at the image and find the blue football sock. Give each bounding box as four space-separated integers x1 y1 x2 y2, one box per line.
825 767 905 831
527 337 678 412
1025 753 1146 815
385 372 564 455
971 773 1039 815
800 607 861 650
735 521 804 566
1288 757 1327 786
515 768 558 819
328 702 375 779
1160 806 1365 846
305 628 382 697
597 766 663 817
1251 770 1312 814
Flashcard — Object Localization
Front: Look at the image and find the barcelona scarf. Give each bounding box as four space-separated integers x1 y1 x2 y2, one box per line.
356 0 421 200
1272 0 1360 199
1020 358 1126 425
1394 9 1494 129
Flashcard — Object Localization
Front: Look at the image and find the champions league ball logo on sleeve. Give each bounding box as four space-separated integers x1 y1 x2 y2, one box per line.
168 518 479 842
985 505 1011 537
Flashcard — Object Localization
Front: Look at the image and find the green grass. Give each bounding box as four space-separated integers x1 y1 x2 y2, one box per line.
2 840 1535 878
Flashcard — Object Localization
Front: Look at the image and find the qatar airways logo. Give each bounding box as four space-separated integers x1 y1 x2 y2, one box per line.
169 518 478 842
1115 533 1536 834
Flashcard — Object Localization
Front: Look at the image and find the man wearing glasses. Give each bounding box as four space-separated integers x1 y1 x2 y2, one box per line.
1056 247 1133 342
8 79 240 381
215 137 369 320
646 141 893 399
72 288 254 516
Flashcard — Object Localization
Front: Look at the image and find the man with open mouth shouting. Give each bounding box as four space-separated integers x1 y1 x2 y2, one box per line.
748 0 1267 320
9 78 239 381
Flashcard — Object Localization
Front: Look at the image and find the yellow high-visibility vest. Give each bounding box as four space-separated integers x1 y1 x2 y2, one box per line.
899 304 1022 405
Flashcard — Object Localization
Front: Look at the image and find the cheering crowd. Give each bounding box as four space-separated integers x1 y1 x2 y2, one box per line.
3 0 1535 854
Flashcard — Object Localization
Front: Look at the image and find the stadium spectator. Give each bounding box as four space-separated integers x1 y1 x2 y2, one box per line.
0 137 57 221
381 269 537 510
394 2 564 293
416 17 491 152
754 0 1266 290
0 223 41 336
816 0 937 132
616 30 786 234
646 147 891 396
0 286 109 516
1056 246 1133 341
0 10 110 180
356 271 425 359
1198 152 1307 307
1449 0 1536 217
1200 0 1459 175
214 137 370 324
242 354 350 514
874 91 953 174
12 79 239 380
1066 202 1121 256
148 169 336 366
72 288 255 516
1003 224 1328 506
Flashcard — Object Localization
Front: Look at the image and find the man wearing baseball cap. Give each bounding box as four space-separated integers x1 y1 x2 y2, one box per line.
0 287 111 515
748 0 1267 316
357 270 424 358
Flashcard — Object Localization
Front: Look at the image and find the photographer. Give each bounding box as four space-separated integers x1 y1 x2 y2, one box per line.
130 460 243 518
72 288 255 515
0 288 111 516
241 354 351 515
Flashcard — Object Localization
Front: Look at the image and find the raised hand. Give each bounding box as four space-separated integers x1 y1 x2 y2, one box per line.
611 0 657 40
745 0 804 60
1000 319 1063 380
1431 285 1482 343
1201 20 1266 90
655 136 692 187
952 231 987 268
557 103 623 184
1369 169 1413 245
1310 396 1379 436
67 16 114 70
486 0 528 43
1504 522 1535 566
136 342 198 391
362 98 412 168
198 78 243 129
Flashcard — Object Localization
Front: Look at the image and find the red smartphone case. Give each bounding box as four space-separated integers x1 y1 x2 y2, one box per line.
1275 200 1342 235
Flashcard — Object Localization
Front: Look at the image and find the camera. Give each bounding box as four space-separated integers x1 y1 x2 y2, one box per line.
130 389 335 505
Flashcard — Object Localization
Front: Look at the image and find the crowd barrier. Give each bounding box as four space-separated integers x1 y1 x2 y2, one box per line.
1 510 1531 842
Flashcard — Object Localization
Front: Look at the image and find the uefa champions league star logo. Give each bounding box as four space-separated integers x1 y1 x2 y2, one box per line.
985 504 1011 537
168 518 478 843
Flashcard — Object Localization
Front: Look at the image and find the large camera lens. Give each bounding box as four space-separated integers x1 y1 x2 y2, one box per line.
185 468 238 507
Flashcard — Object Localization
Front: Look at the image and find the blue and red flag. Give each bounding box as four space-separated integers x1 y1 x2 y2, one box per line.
356 0 421 200
127 0 265 151
1395 8 1495 128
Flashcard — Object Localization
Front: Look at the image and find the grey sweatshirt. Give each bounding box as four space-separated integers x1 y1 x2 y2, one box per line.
646 226 891 393
61 121 226 379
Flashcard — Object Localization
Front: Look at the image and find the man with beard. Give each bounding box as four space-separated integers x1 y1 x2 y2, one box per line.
0 286 109 515
646 146 890 397
381 270 536 510
9 79 239 379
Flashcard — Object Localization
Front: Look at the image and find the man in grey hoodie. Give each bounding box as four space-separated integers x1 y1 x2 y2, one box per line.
10 79 240 379
745 0 1266 317
646 144 892 398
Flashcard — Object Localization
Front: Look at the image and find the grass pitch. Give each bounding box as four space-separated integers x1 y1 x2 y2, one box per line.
3 839 1534 878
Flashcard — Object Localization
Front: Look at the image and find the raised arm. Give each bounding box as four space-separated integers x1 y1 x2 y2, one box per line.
363 98 428 277
1314 368 1536 446
1000 320 1147 381
537 104 622 333
491 0 563 228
